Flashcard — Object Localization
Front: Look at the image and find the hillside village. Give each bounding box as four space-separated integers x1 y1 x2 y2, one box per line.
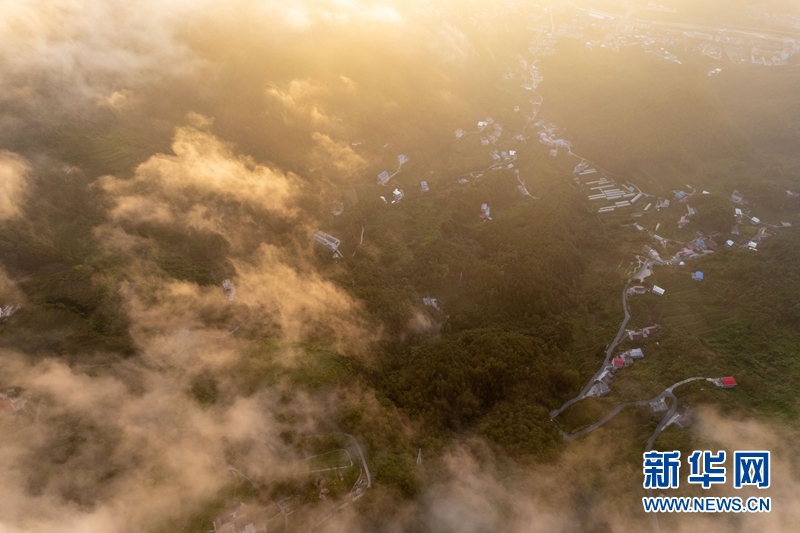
1 3 797 532
301 5 794 465
313 3 797 480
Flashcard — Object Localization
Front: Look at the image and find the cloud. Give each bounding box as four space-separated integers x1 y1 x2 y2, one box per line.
108 195 175 225
236 244 375 351
0 151 30 221
97 89 138 110
266 79 334 124
0 352 300 533
257 0 404 30
0 0 206 112
311 132 368 176
99 116 299 220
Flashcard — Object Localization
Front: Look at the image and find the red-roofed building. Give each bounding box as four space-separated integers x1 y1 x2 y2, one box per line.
612 357 625 369
720 377 737 388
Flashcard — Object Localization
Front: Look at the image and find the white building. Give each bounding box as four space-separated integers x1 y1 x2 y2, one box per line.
222 280 236 302
423 297 441 311
313 231 341 257
652 285 665 296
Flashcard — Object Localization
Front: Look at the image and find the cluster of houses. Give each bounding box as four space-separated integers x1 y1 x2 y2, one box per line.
677 205 697 229
748 227 773 250
612 348 645 370
627 284 665 296
586 347 648 399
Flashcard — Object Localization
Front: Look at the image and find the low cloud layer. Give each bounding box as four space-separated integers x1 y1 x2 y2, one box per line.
99 115 299 219
0 151 30 221
0 352 299 533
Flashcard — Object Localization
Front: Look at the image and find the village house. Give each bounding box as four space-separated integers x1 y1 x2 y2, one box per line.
650 397 668 413
674 414 692 429
213 503 267 533
222 280 236 302
627 324 661 341
0 389 26 414
0 304 19 324
313 231 341 258
652 286 665 296
642 324 661 337
423 297 441 311
713 377 737 388
587 381 611 398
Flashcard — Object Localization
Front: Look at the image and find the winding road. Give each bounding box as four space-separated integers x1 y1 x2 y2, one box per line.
550 281 631 419
560 377 710 444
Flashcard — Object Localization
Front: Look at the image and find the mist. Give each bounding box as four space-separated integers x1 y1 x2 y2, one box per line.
1 0 799 532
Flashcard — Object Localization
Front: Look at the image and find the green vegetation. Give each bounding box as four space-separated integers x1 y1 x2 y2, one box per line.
3 11 800 532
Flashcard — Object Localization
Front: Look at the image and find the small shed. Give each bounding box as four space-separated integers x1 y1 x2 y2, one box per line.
652 285 665 296
692 271 704 281
720 377 737 388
